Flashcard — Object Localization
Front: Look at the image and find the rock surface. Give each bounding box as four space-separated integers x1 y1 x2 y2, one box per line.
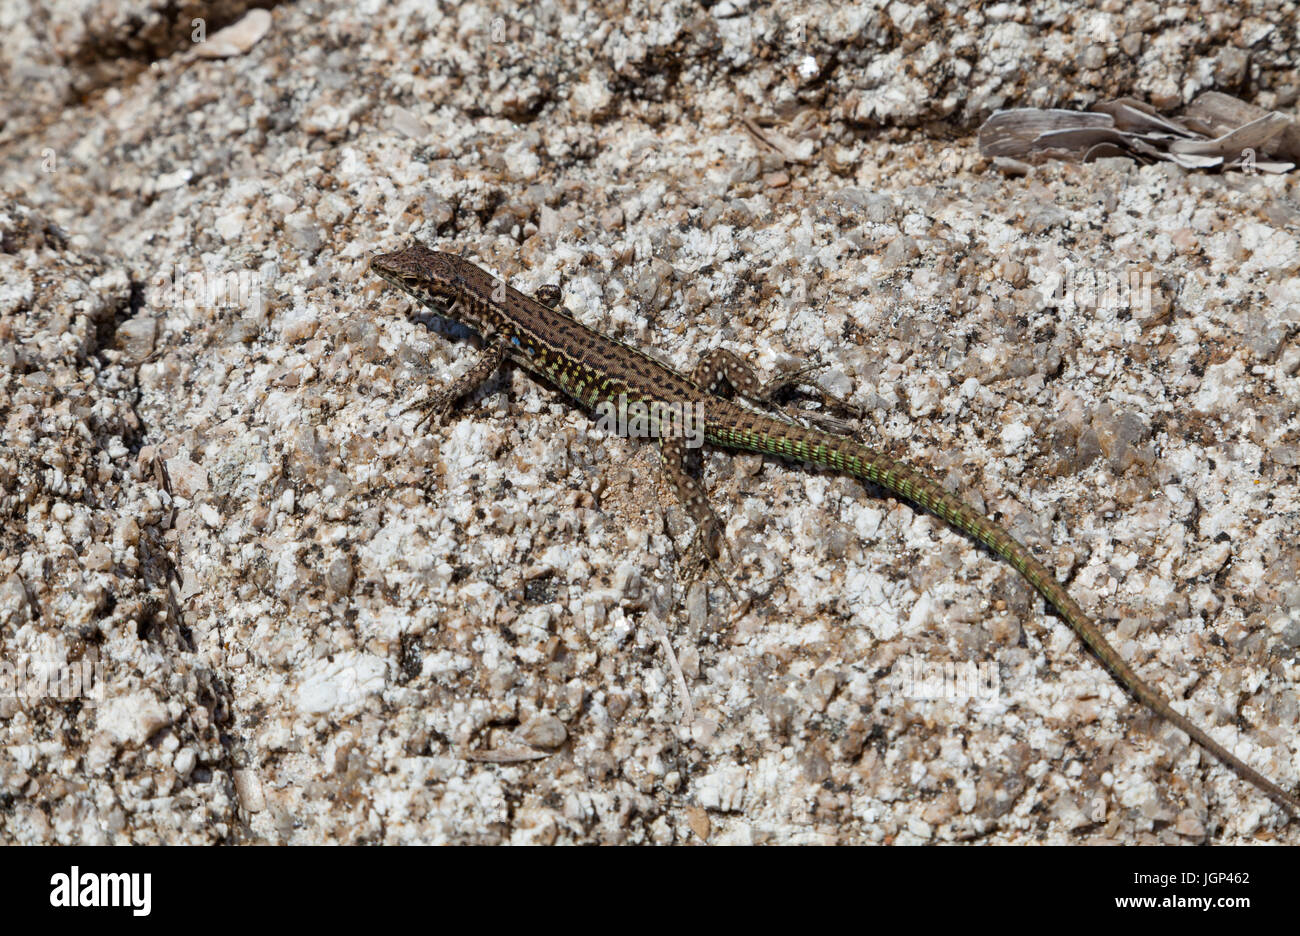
1 1 1298 844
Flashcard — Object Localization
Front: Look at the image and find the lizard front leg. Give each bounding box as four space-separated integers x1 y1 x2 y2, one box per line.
534 284 563 308
404 334 510 428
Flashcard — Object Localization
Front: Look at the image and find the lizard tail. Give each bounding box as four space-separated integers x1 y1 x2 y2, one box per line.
714 417 1300 814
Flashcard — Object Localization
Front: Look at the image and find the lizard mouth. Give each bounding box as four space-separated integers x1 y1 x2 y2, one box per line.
369 260 458 317
367 254 403 283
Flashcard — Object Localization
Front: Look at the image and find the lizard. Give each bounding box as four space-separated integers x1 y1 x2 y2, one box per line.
367 243 1299 817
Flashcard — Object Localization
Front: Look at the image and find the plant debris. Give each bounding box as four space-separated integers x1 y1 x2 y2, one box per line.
979 92 1300 173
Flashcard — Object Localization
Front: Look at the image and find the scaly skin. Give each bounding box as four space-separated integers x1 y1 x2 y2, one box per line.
369 244 1298 816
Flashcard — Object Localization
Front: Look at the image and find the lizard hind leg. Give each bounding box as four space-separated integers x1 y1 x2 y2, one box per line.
691 348 765 399
657 435 740 602
691 348 860 432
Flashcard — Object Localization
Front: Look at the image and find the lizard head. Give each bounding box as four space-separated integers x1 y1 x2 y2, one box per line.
369 245 499 335
369 244 460 311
